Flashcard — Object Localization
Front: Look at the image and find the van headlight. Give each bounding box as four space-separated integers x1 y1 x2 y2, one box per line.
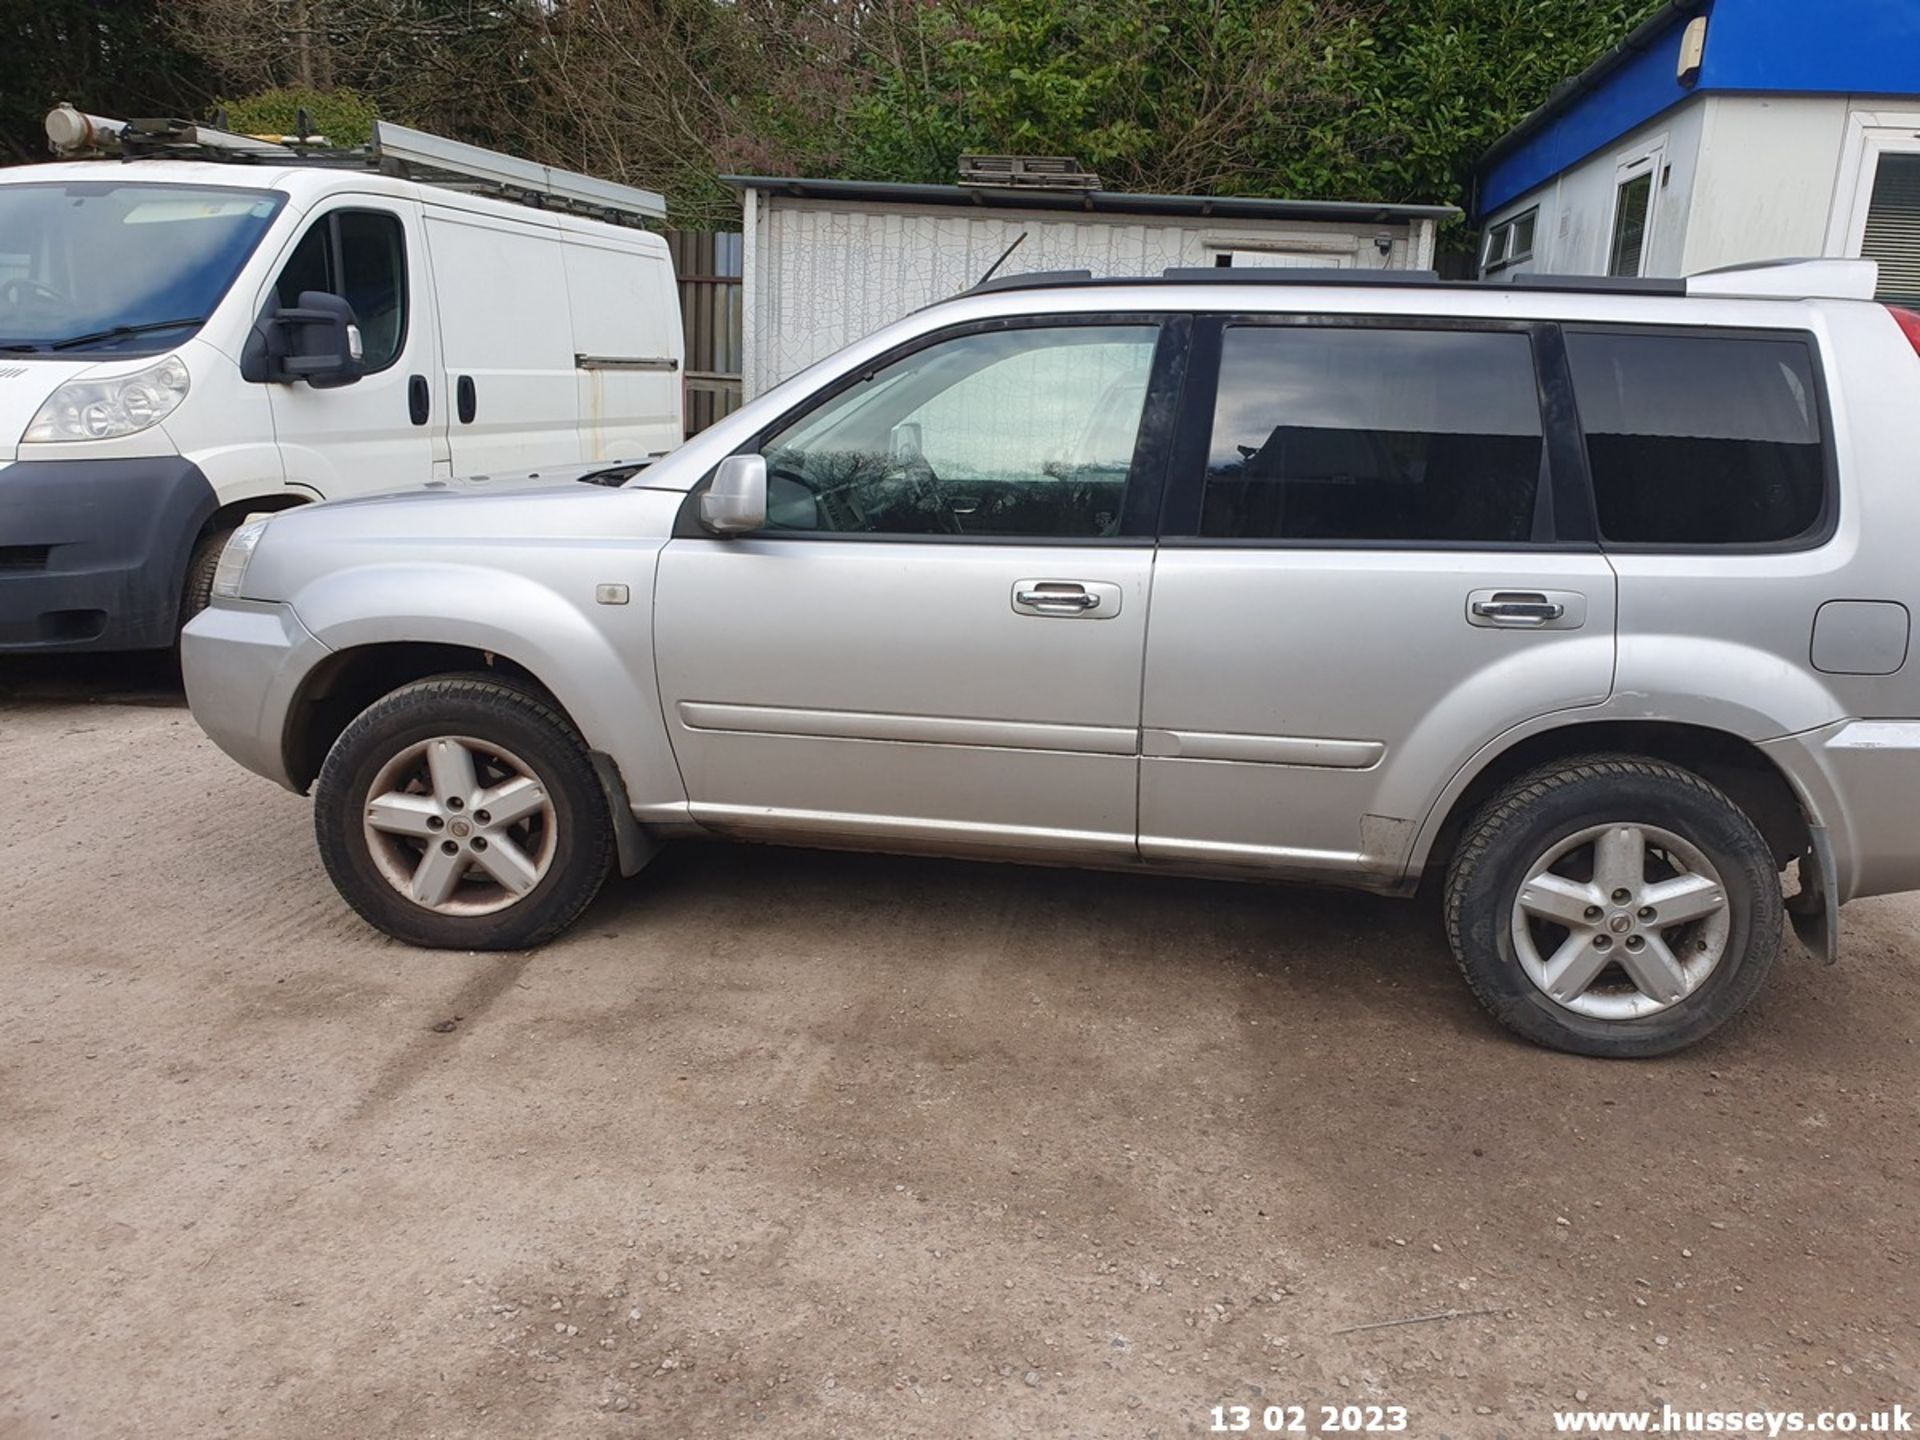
210 515 273 600
23 356 191 443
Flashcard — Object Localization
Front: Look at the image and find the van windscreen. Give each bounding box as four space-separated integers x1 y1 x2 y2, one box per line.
0 182 286 355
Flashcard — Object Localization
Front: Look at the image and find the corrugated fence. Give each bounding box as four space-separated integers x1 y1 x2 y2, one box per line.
666 230 744 436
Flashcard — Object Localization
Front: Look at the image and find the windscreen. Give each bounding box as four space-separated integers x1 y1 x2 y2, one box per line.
0 181 286 354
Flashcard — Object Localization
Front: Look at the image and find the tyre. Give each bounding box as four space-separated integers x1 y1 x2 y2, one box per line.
178 526 231 634
314 674 613 949
1443 754 1783 1058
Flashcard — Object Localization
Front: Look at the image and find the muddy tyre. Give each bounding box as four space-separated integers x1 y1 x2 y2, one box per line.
314 674 612 949
1444 754 1783 1058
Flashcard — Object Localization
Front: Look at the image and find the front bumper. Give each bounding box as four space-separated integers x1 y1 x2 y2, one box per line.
0 456 219 651
181 598 330 790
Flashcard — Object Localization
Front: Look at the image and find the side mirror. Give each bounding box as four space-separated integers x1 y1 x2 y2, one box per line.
241 291 366 388
700 454 768 536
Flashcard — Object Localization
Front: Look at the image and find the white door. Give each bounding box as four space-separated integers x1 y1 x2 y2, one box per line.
262 198 447 499
1829 115 1920 307
654 320 1177 861
559 219 683 463
424 203 580 475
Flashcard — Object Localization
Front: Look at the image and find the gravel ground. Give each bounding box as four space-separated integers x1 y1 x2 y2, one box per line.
2 658 1917 1439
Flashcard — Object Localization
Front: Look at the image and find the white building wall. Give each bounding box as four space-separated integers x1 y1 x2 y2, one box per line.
1483 99 1708 278
1684 95 1851 271
1481 93 1885 281
744 198 1433 396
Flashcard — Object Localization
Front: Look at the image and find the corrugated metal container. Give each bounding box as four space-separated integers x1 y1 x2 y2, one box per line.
727 179 1455 397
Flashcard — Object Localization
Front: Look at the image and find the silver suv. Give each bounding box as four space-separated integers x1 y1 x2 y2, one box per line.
183 260 1920 1057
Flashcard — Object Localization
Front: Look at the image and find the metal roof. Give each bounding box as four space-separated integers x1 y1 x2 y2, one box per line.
722 175 1458 225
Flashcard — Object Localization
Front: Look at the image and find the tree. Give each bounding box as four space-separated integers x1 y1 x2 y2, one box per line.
1 0 213 164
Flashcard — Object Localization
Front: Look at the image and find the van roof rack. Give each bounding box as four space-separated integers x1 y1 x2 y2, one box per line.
41 104 667 226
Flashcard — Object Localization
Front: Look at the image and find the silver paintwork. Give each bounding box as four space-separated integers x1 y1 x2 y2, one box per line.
363 736 556 914
1513 823 1730 1019
180 272 1920 964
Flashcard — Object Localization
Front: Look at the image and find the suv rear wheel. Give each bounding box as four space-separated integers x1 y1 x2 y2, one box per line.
1444 755 1783 1058
314 674 612 949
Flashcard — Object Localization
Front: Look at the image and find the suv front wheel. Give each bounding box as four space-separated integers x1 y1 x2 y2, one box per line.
1444 755 1783 1058
314 674 613 949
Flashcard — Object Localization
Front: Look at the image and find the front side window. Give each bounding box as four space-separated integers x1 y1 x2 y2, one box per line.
0 182 285 354
273 209 408 370
757 324 1159 538
1567 330 1827 546
1197 326 1546 544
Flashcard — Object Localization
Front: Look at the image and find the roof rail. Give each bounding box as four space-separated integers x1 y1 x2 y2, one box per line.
1685 258 1878 301
40 104 666 226
967 267 1690 297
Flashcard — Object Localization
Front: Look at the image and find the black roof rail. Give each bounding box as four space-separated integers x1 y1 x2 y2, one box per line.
1503 271 1687 295
1159 267 1442 284
968 269 1095 294
964 267 1696 298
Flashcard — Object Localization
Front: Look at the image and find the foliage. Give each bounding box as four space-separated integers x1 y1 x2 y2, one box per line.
4 0 1667 247
0 0 212 164
219 87 379 148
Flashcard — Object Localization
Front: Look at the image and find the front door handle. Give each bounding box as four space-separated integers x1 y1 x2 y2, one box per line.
1016 587 1099 611
407 373 430 426
1011 579 1123 619
1466 588 1587 630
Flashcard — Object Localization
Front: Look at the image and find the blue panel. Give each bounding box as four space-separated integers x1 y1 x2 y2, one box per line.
1703 0 1920 92
1480 22 1697 216
1477 0 1920 220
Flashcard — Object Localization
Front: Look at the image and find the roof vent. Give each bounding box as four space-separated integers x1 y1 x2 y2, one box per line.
958 155 1099 191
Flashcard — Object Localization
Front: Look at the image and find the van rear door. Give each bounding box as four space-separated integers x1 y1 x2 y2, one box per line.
560 218 684 462
423 200 580 475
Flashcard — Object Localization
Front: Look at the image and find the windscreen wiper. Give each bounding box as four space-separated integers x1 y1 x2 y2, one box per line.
47 317 207 351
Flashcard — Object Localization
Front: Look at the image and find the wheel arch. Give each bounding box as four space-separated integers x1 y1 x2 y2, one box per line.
1414 719 1815 894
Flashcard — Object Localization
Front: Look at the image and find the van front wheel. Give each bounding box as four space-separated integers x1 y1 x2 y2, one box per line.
1444 755 1783 1058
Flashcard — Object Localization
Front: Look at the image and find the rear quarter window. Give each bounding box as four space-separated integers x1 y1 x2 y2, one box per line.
1566 329 1828 547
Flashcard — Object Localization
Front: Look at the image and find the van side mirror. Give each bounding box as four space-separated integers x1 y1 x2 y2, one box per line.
241 291 366 388
700 454 768 536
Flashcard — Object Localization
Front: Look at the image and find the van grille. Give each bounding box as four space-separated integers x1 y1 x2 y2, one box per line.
0 545 53 570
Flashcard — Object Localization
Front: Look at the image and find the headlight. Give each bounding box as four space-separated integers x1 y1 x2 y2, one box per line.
210 515 272 601
23 356 191 443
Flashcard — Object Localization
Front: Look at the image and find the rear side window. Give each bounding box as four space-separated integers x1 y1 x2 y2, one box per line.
1567 330 1826 546
1199 326 1546 543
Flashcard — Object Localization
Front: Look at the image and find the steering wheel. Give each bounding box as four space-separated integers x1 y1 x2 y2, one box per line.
1 276 69 308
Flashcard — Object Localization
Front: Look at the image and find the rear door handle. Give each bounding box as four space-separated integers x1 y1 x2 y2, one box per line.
1011 579 1122 619
456 374 476 424
1466 589 1586 630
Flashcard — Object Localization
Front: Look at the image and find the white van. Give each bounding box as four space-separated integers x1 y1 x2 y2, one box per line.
0 110 683 651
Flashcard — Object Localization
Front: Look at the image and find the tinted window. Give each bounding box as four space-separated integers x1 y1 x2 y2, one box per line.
1199 326 1545 543
273 210 407 370
1567 331 1826 546
758 325 1158 538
